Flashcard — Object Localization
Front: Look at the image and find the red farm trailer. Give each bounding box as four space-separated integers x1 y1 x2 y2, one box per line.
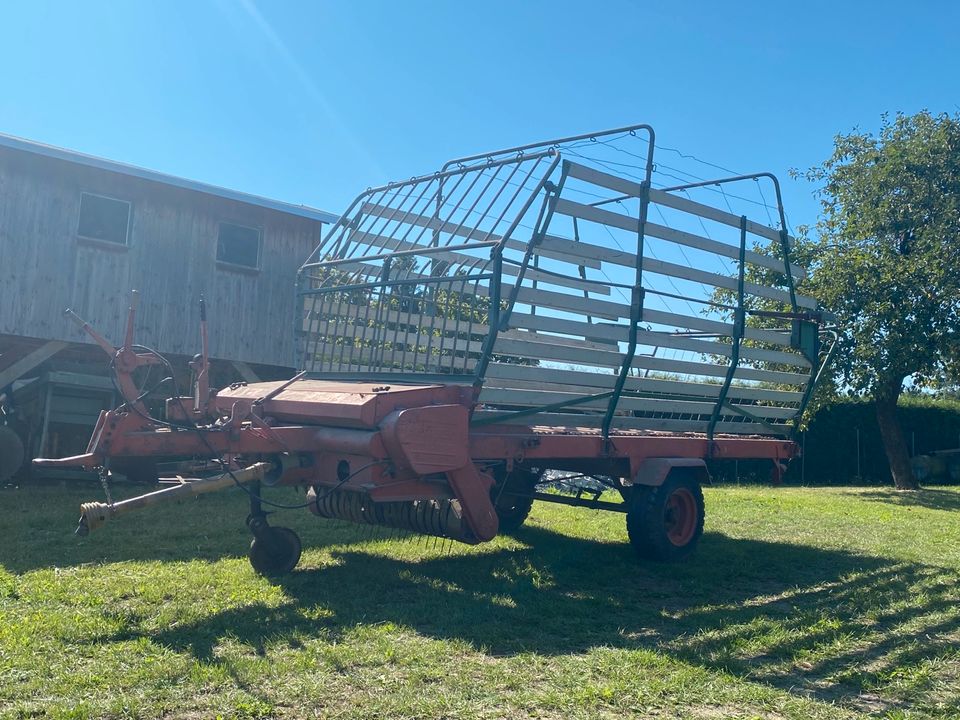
35 125 834 574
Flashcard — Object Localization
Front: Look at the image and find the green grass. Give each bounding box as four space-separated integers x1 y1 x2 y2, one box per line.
2 481 959 719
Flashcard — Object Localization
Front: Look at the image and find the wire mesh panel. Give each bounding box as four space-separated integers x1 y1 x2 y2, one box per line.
297 125 830 437
297 149 562 379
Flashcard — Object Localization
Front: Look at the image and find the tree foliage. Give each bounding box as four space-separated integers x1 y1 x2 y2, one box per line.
792 111 960 487
795 111 960 395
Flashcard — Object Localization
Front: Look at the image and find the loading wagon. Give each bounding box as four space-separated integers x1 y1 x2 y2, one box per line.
35 124 834 574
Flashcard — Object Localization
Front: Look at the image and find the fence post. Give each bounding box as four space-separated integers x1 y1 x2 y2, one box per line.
856 428 861 481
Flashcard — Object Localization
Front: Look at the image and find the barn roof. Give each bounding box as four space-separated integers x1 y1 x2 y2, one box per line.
0 132 340 225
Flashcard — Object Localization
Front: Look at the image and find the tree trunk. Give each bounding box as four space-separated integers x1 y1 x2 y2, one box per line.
874 380 918 490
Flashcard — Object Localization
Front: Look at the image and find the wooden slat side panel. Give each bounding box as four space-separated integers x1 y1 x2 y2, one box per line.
489 332 810 385
483 363 804 403
564 160 799 251
301 300 491 338
553 198 817 310
359 202 601 270
477 387 799 420
504 310 809 368
472 410 791 436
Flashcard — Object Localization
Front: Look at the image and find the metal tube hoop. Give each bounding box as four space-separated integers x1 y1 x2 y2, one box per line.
708 215 749 439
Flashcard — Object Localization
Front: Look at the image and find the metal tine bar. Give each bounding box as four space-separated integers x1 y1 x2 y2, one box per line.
328 290 346 371
397 264 420 372
372 179 445 253
305 271 495 296
359 179 438 257
371 259 392 369
305 240 500 271
300 149 554 273
353 282 377 370
435 267 456 367
341 268 369 371
441 123 652 173
398 169 478 250
305 295 320 370
427 161 513 250
474 155 548 247
388 175 476 253
572 217 595 327
341 185 401 258
431 169 476 248
313 294 329 371
434 162 509 248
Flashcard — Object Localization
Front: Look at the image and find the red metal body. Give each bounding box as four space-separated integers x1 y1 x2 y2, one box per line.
33 124 831 570
39 376 796 544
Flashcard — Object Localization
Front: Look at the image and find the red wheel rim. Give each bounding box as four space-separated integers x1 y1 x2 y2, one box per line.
664 488 698 546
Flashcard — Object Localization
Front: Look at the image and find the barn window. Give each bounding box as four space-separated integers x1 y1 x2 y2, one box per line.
77 193 131 245
217 222 261 270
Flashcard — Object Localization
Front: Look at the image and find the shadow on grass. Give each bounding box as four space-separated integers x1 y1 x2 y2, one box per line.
0 482 372 573
114 525 959 711
856 487 960 512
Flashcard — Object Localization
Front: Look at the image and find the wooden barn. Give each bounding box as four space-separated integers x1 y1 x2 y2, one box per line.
0 133 337 479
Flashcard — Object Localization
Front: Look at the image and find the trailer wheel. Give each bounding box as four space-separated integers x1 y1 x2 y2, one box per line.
492 468 538 533
0 426 25 484
248 526 302 576
627 473 704 562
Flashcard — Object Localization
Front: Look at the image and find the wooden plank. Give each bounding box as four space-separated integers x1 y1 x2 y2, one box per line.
360 202 600 269
507 312 627 344
483 362 804 403
505 288 795 348
361 202 501 244
302 300 491 339
472 410 790 436
562 161 797 248
553 198 816 309
322 254 609 296
309 347 479 373
307 321 487 356
558 163 807 279
0 340 68 388
478 387 798 420
490 333 810 385
506 310 809 368
506 286 630 321
498 329 615 352
644 220 807 281
649 187 796 249
347 230 493 270
640 307 793 348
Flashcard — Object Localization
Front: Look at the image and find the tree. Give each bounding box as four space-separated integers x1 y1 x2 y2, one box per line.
794 111 960 489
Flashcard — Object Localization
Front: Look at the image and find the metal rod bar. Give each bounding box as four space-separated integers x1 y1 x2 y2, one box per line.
528 491 627 513
497 166 564 330
470 391 615 427
299 150 556 274
300 273 494 296
709 215 748 440
441 123 654 172
301 239 500 271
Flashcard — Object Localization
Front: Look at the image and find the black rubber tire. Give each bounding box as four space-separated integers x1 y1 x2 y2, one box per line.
248 526 302 576
0 425 25 484
492 469 538 533
626 473 705 562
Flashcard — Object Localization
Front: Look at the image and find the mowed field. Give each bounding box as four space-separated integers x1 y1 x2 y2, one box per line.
2 481 959 719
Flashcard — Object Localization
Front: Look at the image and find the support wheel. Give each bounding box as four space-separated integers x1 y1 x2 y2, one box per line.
248 526 302 576
627 473 704 562
492 469 538 533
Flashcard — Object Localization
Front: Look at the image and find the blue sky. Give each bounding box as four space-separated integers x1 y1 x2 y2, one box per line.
2 0 957 230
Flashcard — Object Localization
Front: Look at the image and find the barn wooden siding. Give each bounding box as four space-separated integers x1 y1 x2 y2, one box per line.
0 146 321 367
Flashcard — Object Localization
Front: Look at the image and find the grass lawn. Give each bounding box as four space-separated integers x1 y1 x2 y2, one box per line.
2 480 959 719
